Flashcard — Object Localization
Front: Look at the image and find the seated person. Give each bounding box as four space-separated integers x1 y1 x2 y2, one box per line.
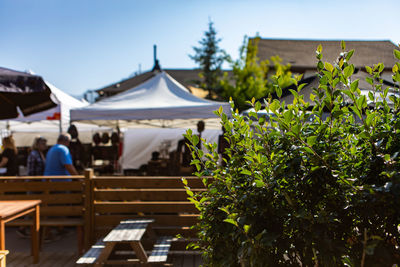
177 137 192 168
68 124 84 172
196 120 205 149
27 136 47 176
0 136 18 176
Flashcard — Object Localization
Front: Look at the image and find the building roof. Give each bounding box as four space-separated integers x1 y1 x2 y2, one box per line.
254 39 398 70
279 70 399 106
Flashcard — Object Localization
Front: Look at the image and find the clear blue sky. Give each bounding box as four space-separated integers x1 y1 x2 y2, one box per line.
1 0 398 97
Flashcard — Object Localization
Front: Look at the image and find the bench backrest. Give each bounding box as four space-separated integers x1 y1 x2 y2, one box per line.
90 176 207 250
0 176 87 217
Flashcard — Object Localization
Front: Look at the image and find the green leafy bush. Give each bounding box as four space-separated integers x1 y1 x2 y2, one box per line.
184 42 400 266
220 37 293 112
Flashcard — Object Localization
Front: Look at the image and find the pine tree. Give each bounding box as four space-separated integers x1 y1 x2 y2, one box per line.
190 21 227 99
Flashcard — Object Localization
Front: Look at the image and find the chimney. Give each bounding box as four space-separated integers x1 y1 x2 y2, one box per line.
151 44 161 72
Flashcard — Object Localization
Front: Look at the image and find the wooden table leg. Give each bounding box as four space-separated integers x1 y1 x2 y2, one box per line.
31 204 40 264
131 241 148 263
95 242 115 267
0 221 5 250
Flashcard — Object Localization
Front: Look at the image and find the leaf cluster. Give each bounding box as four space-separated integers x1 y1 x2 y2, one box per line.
220 37 294 112
184 42 400 266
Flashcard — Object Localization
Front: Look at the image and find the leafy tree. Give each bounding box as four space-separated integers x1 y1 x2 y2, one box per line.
220 37 293 112
184 42 400 266
190 20 227 99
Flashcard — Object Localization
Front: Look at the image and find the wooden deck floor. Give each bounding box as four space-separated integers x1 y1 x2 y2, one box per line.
7 252 201 267
4 227 202 266
7 251 202 266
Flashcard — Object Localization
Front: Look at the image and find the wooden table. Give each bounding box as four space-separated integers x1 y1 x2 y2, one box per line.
0 200 41 264
77 219 172 266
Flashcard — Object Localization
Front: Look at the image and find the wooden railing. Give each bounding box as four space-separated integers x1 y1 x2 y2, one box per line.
0 174 90 253
88 174 206 252
0 170 207 253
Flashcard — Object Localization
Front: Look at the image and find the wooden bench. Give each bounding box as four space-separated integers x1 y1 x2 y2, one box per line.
147 236 172 263
89 176 208 253
77 219 172 266
76 239 105 265
0 172 92 253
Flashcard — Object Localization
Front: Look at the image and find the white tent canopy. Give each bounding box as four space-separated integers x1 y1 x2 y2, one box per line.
70 71 231 127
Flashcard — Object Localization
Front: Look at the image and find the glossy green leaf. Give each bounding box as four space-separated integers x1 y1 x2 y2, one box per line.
307 136 317 146
224 218 238 227
341 40 346 50
254 179 264 188
192 134 199 146
394 49 400 60
343 65 354 78
181 178 188 186
317 44 322 53
303 147 314 154
366 77 374 85
393 64 398 73
350 80 359 92
298 83 307 91
325 62 334 73
365 66 373 75
276 86 282 98
368 91 374 101
241 169 252 175
346 49 355 61
255 101 261 112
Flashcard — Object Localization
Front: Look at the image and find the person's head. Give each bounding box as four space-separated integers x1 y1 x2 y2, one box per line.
67 124 78 139
32 136 47 152
57 133 71 146
197 120 205 133
2 135 17 154
151 151 160 161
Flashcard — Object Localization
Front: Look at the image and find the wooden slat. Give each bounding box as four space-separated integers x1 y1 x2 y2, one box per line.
103 259 141 265
101 239 194 251
148 236 172 263
7 218 84 227
0 176 84 181
94 227 197 241
0 193 83 204
76 239 105 264
103 219 154 242
0 181 84 192
95 214 199 228
118 239 195 251
40 206 84 216
153 227 197 238
93 177 208 189
94 189 205 201
94 202 197 213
